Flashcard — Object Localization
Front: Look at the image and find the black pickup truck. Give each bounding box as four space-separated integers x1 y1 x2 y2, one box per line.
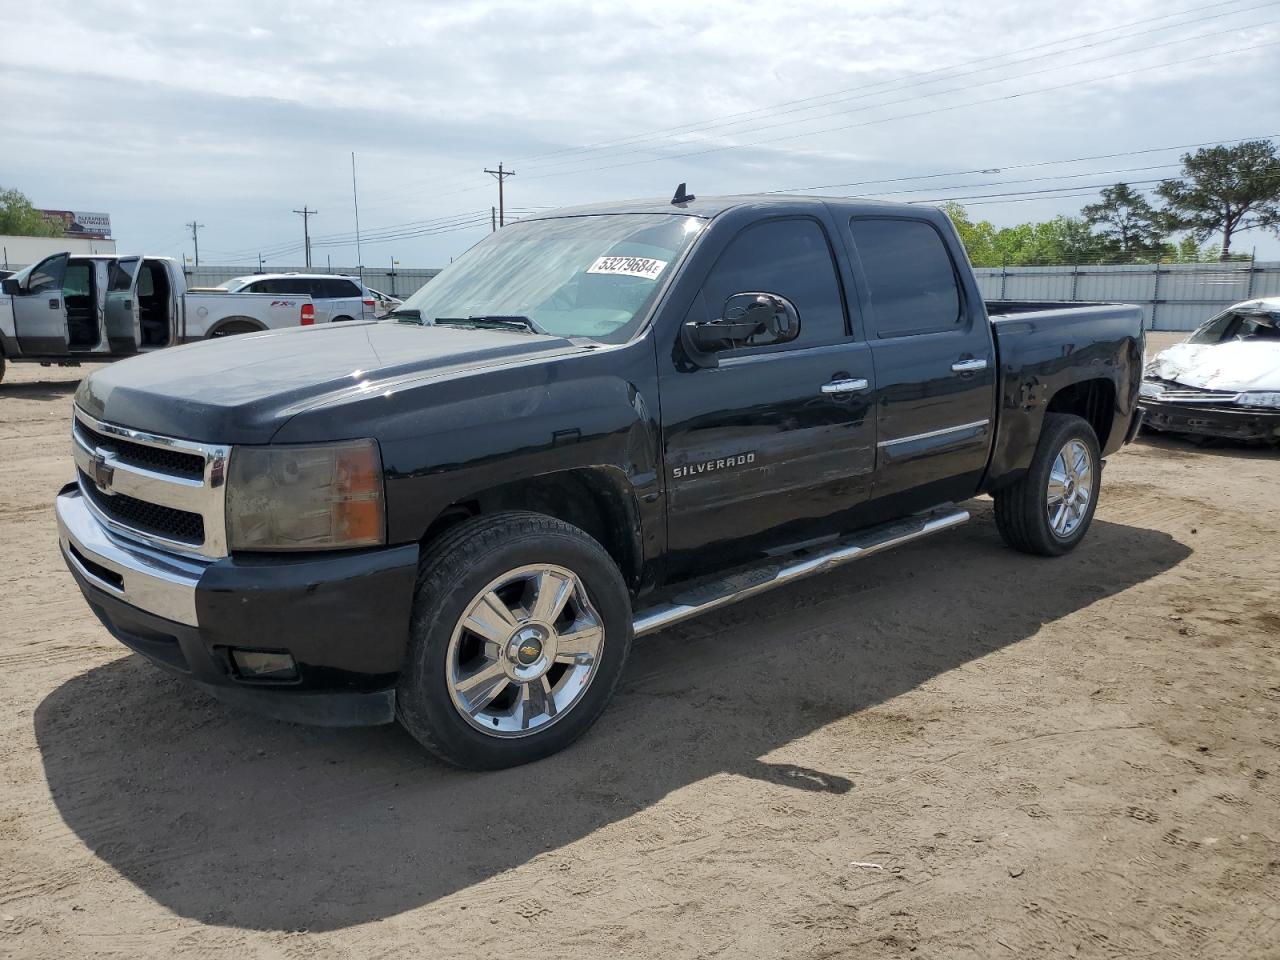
57 193 1145 769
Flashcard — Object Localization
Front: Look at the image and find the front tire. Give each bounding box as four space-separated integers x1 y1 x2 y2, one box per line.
993 413 1101 556
396 511 633 770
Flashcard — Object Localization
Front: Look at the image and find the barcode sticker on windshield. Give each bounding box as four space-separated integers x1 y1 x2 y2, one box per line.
586 256 668 279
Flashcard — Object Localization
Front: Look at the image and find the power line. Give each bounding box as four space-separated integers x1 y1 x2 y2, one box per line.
758 134 1280 196
358 0 1266 207
516 1 1280 176
515 36 1280 184
509 0 1265 167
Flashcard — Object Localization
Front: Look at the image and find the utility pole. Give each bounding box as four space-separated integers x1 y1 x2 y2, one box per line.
389 257 399 298
186 220 205 266
292 206 318 268
491 206 497 233
351 153 364 280
483 163 514 227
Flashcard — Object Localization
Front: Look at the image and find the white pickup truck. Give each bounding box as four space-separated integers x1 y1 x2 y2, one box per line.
0 253 314 380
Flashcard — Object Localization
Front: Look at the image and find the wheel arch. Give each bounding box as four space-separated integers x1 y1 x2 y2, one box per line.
1044 377 1116 451
204 316 267 338
417 466 645 591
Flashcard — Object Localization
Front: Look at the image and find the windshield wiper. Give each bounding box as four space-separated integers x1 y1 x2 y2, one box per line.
435 315 547 335
388 308 423 323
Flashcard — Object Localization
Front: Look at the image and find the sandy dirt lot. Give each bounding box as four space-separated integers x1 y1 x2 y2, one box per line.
1 338 1277 959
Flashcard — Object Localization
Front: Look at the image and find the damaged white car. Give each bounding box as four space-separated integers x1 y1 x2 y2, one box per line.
1140 297 1280 445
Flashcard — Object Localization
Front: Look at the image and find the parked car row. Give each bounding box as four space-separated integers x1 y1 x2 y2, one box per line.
0 258 404 381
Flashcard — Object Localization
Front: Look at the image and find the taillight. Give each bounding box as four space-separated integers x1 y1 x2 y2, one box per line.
363 299 375 308
301 303 315 325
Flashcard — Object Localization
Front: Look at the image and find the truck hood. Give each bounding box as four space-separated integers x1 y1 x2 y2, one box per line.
1145 339 1280 392
75 321 583 443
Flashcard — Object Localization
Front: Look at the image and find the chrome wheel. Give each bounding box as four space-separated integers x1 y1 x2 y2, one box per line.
446 563 605 738
1046 438 1093 538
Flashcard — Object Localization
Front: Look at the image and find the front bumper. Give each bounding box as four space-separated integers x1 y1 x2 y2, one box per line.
57 485 419 726
1139 399 1280 443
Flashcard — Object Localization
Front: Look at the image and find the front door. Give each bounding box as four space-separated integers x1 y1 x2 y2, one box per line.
660 216 877 579
13 253 69 355
846 216 996 509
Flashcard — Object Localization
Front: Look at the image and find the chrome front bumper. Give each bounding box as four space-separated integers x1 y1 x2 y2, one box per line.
56 486 210 626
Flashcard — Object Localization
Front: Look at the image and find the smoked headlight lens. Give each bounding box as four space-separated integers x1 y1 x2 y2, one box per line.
226 439 385 551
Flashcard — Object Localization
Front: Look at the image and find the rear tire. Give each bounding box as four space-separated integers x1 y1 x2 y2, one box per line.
396 511 633 770
993 413 1101 556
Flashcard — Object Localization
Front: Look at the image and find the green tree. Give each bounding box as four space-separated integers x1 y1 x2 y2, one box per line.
1082 183 1164 261
942 203 1107 266
0 187 64 237
1156 140 1280 260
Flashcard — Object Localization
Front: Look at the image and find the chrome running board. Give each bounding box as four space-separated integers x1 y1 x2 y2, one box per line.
632 505 969 638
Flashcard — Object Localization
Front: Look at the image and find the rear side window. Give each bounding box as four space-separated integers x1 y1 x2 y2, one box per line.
851 218 961 337
108 259 140 291
700 217 846 345
63 262 92 298
316 278 361 298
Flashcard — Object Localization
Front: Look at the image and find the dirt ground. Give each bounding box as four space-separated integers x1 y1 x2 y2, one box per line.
1 334 1278 959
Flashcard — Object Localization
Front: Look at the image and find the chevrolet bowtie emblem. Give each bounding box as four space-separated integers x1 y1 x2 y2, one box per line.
90 451 116 496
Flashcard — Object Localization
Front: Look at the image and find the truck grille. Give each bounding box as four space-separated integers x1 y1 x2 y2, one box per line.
79 470 206 544
72 407 231 558
1147 380 1241 405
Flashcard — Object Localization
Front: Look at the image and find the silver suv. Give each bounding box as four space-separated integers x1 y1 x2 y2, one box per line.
217 273 373 323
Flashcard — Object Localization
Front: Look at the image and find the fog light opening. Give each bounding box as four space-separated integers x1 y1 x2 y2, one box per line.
230 648 298 682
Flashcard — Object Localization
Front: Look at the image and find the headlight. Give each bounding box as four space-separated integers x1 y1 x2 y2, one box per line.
1139 381 1164 399
226 439 385 551
1237 391 1280 409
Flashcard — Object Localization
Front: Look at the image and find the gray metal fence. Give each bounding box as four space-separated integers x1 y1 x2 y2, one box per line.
973 261 1280 331
184 264 441 300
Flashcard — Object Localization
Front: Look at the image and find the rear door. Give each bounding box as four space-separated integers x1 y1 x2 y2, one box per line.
845 216 995 508
104 258 141 352
319 277 365 321
13 253 69 355
659 215 877 577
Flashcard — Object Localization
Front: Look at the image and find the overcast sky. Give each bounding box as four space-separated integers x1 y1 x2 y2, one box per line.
3 0 1278 267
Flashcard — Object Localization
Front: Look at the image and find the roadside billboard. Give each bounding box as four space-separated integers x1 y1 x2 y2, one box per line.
38 209 112 239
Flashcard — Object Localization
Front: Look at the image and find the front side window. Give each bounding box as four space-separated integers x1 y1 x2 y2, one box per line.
396 213 704 343
25 255 66 295
851 218 962 337
699 217 846 346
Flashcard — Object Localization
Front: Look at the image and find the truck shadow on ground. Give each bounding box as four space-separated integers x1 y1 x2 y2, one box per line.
0 379 80 401
34 507 1190 932
1136 430 1279 459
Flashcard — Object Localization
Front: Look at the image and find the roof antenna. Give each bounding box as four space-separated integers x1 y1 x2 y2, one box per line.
671 182 695 206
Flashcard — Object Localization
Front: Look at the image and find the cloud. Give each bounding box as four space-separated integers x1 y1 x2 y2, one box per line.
2 0 1277 265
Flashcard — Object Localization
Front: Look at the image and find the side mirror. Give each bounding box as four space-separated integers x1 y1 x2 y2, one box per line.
1 277 19 296
684 292 800 354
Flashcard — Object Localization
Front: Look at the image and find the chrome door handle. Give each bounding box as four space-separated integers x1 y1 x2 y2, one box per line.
821 377 869 395
951 358 988 373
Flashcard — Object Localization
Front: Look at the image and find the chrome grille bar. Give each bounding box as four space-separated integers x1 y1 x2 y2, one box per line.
71 406 231 559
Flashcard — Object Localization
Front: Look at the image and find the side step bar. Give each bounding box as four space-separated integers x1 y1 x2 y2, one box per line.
632 505 969 638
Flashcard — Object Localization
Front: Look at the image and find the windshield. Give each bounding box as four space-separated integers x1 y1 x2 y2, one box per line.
215 278 247 291
394 213 704 343
1188 308 1280 344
